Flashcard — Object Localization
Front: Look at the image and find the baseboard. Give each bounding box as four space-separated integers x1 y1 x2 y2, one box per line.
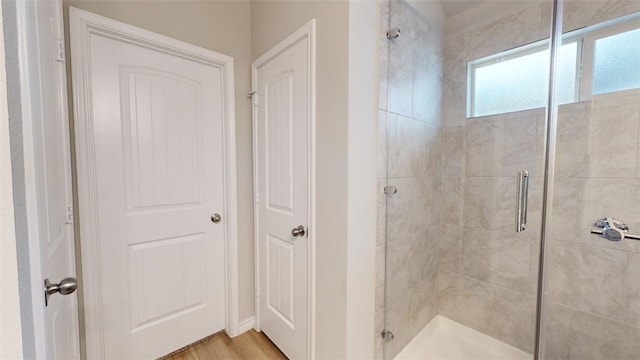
237 317 255 335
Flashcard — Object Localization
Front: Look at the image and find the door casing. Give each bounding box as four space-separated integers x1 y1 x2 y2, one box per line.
251 19 317 359
69 8 240 358
14 0 80 358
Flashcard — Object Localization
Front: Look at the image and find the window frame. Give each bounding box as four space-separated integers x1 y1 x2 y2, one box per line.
579 17 640 101
466 39 553 118
466 12 640 118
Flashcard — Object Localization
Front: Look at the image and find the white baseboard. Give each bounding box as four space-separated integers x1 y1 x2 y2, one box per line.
237 317 255 335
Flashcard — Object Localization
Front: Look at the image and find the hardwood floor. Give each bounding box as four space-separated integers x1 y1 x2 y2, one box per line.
161 330 288 360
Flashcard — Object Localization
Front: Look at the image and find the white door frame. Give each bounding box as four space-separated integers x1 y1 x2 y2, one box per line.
69 8 240 358
251 20 316 359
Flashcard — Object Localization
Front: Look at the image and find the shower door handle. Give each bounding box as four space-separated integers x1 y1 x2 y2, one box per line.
515 170 529 232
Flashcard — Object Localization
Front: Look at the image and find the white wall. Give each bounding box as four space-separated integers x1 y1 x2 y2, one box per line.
347 0 379 358
0 2 24 357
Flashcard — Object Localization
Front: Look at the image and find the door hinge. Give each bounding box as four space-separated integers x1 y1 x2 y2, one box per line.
248 91 259 106
254 192 259 204
55 39 65 62
64 204 73 224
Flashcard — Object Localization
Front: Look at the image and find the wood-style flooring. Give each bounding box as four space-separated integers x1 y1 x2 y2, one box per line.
162 330 288 360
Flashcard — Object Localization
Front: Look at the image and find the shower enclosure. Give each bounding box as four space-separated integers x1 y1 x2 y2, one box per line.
377 0 640 359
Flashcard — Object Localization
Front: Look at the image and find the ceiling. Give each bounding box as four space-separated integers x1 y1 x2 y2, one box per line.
439 0 485 17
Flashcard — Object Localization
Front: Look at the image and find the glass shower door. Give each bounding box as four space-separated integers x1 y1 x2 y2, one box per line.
377 0 554 359
541 1 640 359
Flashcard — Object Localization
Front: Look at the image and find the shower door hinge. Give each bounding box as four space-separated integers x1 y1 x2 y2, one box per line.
381 330 394 341
383 185 397 196
386 28 401 40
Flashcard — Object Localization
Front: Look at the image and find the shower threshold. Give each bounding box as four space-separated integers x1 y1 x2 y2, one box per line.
394 315 532 360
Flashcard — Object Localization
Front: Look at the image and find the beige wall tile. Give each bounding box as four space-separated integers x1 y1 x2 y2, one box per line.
443 127 466 177
388 33 414 117
442 176 464 225
466 114 537 177
461 227 492 282
462 228 532 292
552 0 640 33
542 302 573 360
492 287 536 353
464 177 516 232
569 310 633 360
439 223 462 273
379 0 390 111
413 24 443 125
375 244 386 312
377 180 387 247
626 252 640 327
387 176 442 240
549 177 581 244
388 115 442 178
548 242 628 322
374 307 385 359
378 110 388 179
588 100 640 178
555 102 593 178
437 271 495 335
467 4 544 60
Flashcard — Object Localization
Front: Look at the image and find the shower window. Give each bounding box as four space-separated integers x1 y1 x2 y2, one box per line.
467 41 577 117
587 26 640 96
467 13 640 118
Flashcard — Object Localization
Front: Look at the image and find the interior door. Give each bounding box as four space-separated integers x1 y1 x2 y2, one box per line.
75 14 227 359
254 30 310 359
26 1 81 358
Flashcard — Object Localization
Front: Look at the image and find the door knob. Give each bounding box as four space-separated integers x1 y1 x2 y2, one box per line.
291 225 306 237
211 213 222 223
44 277 78 306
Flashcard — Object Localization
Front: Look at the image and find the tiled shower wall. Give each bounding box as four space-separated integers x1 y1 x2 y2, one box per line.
546 94 640 360
438 0 640 357
375 0 444 358
437 1 551 353
544 3 640 359
438 0 640 356
378 0 640 358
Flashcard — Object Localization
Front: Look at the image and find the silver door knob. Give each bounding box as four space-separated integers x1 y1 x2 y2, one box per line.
44 277 78 306
291 225 306 237
211 213 221 223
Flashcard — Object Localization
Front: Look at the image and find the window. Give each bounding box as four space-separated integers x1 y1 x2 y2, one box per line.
591 27 640 95
467 14 640 118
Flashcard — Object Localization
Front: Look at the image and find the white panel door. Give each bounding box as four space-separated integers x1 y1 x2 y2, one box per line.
31 1 81 358
80 19 226 359
255 32 310 359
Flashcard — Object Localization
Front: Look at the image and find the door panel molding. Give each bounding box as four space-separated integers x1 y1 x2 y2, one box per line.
251 20 316 359
69 8 239 358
